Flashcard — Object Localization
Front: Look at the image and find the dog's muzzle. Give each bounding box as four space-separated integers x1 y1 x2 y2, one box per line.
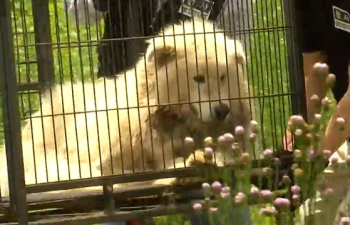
213 103 230 120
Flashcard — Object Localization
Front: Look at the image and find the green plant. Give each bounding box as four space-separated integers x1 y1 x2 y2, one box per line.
176 63 342 225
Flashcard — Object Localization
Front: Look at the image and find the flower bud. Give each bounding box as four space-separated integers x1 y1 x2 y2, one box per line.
209 207 218 213
289 115 305 128
250 120 259 134
341 217 350 225
294 168 304 177
250 186 259 196
336 117 345 131
240 152 251 163
223 133 235 142
259 207 277 216
263 167 273 175
231 143 240 152
211 181 222 194
218 135 225 143
262 149 273 160
184 137 194 146
204 137 214 146
235 125 245 137
313 114 322 125
282 175 291 184
274 197 291 208
294 129 303 136
263 149 273 159
204 147 214 160
220 191 231 199
294 149 302 159
260 190 273 200
321 97 331 110
292 194 300 202
326 73 336 88
312 62 329 77
234 192 246 204
274 158 281 165
249 133 257 143
202 183 210 195
310 94 321 108
192 203 202 212
221 187 230 193
291 185 301 194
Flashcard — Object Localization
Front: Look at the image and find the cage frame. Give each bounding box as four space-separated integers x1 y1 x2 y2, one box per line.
0 0 305 224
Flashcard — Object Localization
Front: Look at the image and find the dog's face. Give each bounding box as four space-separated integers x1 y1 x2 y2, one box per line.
146 24 246 124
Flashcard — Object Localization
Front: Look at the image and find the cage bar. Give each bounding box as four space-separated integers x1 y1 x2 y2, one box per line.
31 0 55 87
0 0 28 223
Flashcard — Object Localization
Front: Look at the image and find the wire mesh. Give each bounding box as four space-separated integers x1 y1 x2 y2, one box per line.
0 0 305 223
4 0 300 196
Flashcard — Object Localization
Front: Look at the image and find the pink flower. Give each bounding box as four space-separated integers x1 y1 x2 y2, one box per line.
260 190 272 200
220 191 230 199
274 197 291 208
263 149 273 159
211 181 222 194
223 133 235 142
282 175 291 184
321 97 331 110
235 126 245 136
209 207 218 213
292 194 299 202
184 137 194 146
221 187 230 193
341 217 350 225
250 186 259 196
289 115 305 127
336 117 345 130
259 207 277 216
192 203 202 212
234 192 246 204
204 147 213 160
291 185 301 194
218 135 225 143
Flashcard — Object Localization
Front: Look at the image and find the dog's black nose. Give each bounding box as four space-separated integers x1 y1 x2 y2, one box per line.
214 103 230 120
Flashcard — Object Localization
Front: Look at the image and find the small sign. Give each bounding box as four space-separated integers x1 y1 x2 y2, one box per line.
178 0 215 20
333 6 350 33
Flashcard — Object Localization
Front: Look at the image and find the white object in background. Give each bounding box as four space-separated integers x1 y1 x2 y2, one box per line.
67 0 105 26
297 140 350 225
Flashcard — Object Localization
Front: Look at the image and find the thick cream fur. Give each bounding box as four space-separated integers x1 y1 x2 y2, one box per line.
0 19 253 195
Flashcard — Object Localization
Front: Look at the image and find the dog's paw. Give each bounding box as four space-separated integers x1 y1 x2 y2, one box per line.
152 177 177 186
152 176 203 187
185 150 215 166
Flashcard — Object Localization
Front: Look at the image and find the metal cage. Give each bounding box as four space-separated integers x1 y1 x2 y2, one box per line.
0 0 305 224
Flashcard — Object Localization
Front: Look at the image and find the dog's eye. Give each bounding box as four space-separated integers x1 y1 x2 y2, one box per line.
220 74 225 81
193 74 205 83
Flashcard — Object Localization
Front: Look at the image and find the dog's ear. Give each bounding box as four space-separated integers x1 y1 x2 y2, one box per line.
146 40 177 69
226 39 246 65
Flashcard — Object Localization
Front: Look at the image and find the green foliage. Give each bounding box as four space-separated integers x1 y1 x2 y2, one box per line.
0 0 104 145
247 0 291 150
154 215 191 225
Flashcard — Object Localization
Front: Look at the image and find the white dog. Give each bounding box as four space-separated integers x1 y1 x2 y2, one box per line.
0 19 252 195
